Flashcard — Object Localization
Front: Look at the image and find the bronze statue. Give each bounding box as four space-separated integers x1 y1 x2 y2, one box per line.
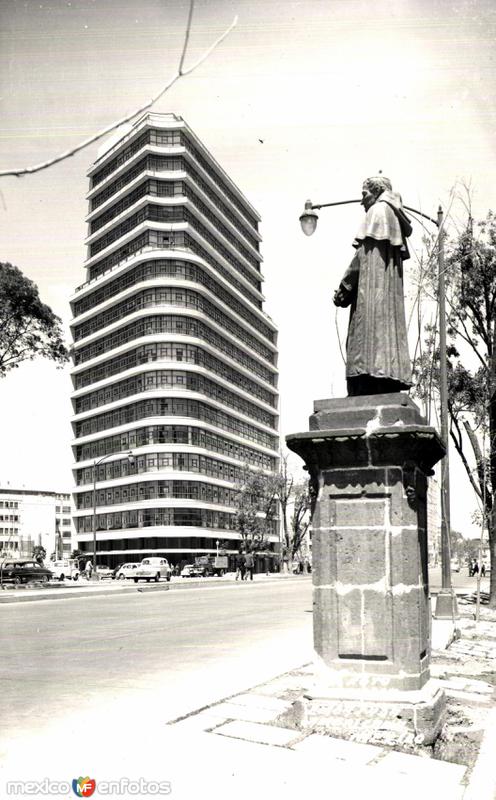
333 176 413 396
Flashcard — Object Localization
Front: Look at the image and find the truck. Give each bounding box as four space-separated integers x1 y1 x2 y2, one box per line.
194 555 228 577
49 559 80 582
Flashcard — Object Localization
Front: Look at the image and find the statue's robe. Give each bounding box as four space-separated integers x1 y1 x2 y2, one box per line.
335 193 413 395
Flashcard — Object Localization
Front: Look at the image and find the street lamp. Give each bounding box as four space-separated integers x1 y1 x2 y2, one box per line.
299 196 458 620
91 450 135 579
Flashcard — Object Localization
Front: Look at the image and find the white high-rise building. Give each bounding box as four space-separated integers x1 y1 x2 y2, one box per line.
70 114 279 570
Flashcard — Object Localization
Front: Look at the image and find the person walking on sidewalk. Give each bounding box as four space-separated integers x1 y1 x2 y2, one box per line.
244 551 254 581
85 559 93 580
235 551 246 581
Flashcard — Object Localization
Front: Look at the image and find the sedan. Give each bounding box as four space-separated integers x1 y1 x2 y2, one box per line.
94 565 113 579
0 560 54 585
114 563 139 580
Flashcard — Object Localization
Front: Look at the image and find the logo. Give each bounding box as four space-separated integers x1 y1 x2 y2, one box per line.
72 777 96 797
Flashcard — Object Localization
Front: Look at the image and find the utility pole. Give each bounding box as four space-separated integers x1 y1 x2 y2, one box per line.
434 205 459 620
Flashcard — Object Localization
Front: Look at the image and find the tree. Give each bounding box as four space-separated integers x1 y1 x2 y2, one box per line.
0 263 68 377
276 456 312 572
412 210 496 606
288 482 312 568
71 549 84 569
32 545 46 565
233 468 279 553
450 529 467 563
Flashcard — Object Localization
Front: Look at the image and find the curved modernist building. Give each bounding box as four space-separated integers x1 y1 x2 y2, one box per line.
70 113 279 570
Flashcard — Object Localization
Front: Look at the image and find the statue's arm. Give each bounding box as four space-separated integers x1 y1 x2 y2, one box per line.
333 252 360 307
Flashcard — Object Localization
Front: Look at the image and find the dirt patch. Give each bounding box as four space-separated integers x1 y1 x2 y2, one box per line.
433 701 486 772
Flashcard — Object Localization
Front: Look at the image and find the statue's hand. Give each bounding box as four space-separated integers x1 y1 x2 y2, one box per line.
333 289 343 307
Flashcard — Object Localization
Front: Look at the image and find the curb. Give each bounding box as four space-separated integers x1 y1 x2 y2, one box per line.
0 574 307 604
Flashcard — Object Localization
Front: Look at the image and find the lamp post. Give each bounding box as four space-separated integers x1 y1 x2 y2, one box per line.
91 450 135 578
299 197 458 620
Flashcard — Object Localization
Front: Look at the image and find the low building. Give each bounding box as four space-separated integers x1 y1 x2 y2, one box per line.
0 488 75 560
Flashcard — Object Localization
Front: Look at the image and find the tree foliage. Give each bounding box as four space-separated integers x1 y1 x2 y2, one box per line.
32 545 46 565
0 262 68 377
276 456 312 568
412 211 496 605
232 468 279 552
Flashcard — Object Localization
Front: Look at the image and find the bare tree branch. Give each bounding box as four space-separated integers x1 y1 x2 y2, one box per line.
178 0 195 75
449 417 483 503
0 4 238 179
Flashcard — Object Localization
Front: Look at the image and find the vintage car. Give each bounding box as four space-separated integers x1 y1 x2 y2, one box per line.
114 563 139 580
0 560 54 585
133 557 172 583
181 564 197 578
94 564 113 579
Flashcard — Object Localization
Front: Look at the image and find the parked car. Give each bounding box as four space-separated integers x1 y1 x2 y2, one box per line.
0 560 54 585
114 563 139 580
50 559 80 582
181 564 196 578
94 564 113 579
133 557 172 583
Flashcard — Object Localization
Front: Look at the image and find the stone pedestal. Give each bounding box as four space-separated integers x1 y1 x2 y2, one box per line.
286 393 447 744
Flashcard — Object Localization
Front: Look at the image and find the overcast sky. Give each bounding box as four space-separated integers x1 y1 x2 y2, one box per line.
1 0 495 535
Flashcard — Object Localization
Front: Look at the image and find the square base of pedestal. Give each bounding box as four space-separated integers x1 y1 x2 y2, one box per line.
287 678 445 747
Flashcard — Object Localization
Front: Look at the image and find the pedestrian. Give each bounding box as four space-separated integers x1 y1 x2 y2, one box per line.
244 551 254 581
473 560 479 576
481 562 486 578
85 559 93 580
235 551 246 581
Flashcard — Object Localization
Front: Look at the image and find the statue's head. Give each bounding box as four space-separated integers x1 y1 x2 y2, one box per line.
361 175 392 210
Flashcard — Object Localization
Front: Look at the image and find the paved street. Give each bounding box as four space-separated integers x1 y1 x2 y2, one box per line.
429 565 490 596
0 577 313 756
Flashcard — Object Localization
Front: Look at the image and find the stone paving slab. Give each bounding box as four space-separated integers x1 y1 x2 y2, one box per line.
442 677 494 694
374 750 467 785
248 674 312 696
292 733 382 764
173 711 228 732
213 720 299 747
227 693 292 713
207 701 283 724
449 640 496 658
443 689 492 705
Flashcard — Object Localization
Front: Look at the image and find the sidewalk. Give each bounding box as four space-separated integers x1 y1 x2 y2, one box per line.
160 594 495 800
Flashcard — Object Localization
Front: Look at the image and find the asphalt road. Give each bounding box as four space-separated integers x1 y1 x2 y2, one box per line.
428 565 490 595
0 577 313 755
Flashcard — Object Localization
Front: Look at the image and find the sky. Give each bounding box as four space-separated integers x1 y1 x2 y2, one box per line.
0 0 495 536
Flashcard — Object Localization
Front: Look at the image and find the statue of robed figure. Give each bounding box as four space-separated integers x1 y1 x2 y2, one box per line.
333 176 413 397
